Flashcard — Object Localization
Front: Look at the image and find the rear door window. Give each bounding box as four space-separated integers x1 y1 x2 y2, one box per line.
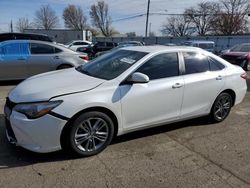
30 43 55 54
209 58 225 71
183 52 210 74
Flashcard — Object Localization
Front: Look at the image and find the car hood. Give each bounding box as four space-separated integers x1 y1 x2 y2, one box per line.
9 68 105 103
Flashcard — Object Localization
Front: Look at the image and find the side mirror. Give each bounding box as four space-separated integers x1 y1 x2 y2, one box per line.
126 72 149 84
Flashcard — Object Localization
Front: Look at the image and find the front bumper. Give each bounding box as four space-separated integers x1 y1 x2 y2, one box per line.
4 107 67 153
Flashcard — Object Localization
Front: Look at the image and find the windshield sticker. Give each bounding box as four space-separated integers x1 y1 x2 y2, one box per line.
120 57 136 64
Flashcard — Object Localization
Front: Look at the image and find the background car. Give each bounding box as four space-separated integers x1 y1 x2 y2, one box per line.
95 41 144 57
220 43 250 71
4 46 247 157
0 32 53 42
118 41 144 46
64 40 92 51
0 40 88 81
76 41 118 59
182 40 215 53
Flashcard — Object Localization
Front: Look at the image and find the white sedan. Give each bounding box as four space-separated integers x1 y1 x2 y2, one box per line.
4 46 247 156
64 40 92 51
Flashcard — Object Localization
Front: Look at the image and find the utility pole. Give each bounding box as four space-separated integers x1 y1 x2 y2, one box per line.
10 20 13 33
145 0 150 37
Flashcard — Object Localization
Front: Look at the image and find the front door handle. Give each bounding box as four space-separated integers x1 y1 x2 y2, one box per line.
54 56 60 59
216 75 223 80
172 83 183 89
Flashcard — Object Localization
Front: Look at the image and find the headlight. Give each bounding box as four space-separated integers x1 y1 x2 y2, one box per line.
13 100 63 119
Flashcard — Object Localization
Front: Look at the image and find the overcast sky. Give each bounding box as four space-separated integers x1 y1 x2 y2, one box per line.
0 0 216 35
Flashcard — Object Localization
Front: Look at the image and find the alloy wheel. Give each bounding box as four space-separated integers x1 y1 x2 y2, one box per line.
214 95 232 121
74 117 109 152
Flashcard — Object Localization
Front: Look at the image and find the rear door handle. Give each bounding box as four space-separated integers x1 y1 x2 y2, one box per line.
216 75 223 80
54 56 60 59
172 83 183 89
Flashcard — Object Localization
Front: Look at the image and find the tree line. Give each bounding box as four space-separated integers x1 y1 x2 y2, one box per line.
161 0 250 36
15 0 250 37
16 1 115 37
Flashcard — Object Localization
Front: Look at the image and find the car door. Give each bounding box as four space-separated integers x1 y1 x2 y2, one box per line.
27 42 59 77
119 52 184 130
180 51 226 118
0 42 29 80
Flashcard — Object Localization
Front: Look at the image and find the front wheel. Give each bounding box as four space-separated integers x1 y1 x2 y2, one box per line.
209 93 232 123
66 111 114 157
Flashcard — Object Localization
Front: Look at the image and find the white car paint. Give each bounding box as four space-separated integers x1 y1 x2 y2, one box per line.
5 46 247 153
64 40 92 51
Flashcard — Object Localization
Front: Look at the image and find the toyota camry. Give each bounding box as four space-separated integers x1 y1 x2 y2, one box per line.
4 46 247 156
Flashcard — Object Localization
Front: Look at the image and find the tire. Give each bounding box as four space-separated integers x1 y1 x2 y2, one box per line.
57 64 73 70
65 111 114 157
209 92 232 123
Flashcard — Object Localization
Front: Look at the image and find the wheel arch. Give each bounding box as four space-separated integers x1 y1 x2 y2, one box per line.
60 106 119 148
220 89 236 106
56 63 74 70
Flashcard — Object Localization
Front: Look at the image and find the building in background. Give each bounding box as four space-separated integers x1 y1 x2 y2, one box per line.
24 29 92 44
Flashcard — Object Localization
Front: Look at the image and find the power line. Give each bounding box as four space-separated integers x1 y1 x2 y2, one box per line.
145 0 151 37
112 12 250 23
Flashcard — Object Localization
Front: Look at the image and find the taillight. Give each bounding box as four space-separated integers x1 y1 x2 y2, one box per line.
79 56 89 61
240 72 247 80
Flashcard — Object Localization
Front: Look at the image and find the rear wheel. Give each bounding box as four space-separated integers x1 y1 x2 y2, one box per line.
65 111 114 157
209 93 232 123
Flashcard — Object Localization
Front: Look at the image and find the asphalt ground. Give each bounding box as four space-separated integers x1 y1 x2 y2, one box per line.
0 73 249 188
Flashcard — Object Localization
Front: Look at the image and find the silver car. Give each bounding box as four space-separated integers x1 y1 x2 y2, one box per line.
0 40 88 81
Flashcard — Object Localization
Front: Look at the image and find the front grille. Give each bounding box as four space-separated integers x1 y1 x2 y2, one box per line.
5 97 16 110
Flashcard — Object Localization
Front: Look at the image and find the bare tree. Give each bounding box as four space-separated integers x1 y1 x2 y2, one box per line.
185 2 220 35
88 27 100 37
16 17 30 32
161 15 194 37
210 0 250 35
63 5 88 30
34 4 59 30
90 1 114 37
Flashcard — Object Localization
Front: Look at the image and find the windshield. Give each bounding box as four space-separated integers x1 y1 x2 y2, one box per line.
77 49 148 80
231 44 250 52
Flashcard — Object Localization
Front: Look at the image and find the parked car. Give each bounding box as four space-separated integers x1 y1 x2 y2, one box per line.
64 40 92 51
76 41 118 59
95 42 144 57
4 46 247 156
118 41 144 46
0 32 53 42
220 43 250 71
183 41 215 53
0 40 88 80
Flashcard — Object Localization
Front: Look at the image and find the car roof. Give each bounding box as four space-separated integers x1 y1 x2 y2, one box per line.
0 32 49 37
71 40 92 43
184 40 215 44
122 45 204 53
0 40 77 53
